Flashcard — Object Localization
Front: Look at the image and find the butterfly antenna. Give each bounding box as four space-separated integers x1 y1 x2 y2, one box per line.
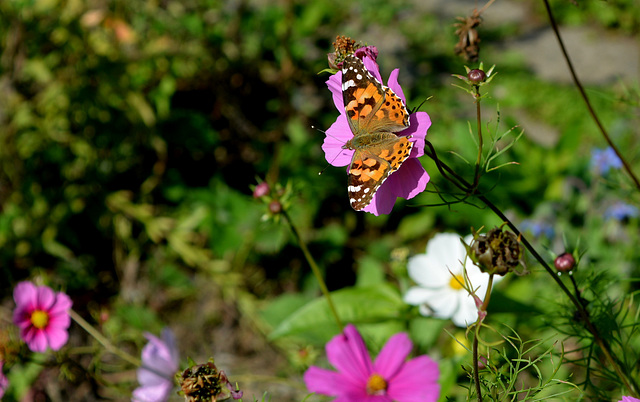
312 125 346 175
411 96 433 114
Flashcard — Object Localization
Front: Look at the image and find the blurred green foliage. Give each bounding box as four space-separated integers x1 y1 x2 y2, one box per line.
1 0 640 400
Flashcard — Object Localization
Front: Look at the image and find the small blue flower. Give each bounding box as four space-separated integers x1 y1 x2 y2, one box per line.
590 147 622 175
520 220 555 239
604 202 639 221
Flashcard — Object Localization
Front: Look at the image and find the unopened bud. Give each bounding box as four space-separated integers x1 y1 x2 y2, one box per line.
253 182 270 198
554 252 575 272
467 69 486 83
268 200 282 214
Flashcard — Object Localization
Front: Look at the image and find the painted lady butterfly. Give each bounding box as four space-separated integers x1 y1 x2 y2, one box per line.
341 55 413 211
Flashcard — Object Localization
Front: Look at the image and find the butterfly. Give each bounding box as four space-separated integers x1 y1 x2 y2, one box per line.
340 55 413 211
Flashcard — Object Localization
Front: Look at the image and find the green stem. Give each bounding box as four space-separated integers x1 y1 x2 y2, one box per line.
281 209 343 331
542 0 640 192
69 309 141 367
473 331 482 402
473 85 483 189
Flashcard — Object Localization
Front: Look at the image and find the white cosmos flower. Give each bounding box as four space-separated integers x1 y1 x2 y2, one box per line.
404 233 502 327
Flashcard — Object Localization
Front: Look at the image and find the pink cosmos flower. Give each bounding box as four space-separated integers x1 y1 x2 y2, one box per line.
304 324 440 402
619 397 640 402
132 328 180 402
0 361 8 398
323 54 431 215
13 281 73 353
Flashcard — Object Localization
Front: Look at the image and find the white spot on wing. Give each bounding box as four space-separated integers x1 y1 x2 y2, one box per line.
342 80 356 91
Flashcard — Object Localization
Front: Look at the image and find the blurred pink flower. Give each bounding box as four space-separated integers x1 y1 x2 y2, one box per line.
619 397 640 402
13 281 72 353
322 54 431 216
304 324 439 402
133 328 179 402
0 361 8 398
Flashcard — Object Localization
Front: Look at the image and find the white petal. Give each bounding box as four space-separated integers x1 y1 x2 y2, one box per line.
407 254 449 287
425 289 460 319
451 293 480 327
404 287 438 305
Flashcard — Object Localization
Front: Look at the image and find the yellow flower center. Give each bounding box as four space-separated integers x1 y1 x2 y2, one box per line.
449 274 465 290
30 310 49 329
366 373 387 395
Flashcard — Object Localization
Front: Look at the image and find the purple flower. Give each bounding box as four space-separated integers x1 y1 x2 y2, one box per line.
0 361 8 399
13 281 73 353
133 328 180 402
605 202 639 221
304 324 440 402
619 397 640 402
591 147 622 175
323 55 431 215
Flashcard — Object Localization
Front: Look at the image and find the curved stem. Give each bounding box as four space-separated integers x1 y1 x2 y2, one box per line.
69 309 141 367
542 0 640 192
281 209 343 331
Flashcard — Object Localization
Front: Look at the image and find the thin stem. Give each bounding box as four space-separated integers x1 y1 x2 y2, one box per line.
69 309 141 367
281 209 344 331
473 332 482 402
472 274 494 402
473 85 483 189
542 0 640 192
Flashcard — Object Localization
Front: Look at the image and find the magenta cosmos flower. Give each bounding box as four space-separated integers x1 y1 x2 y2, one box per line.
13 281 72 353
133 328 180 402
304 324 440 402
0 361 8 398
323 53 431 215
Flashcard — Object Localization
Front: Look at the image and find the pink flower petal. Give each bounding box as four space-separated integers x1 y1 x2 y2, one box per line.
0 361 8 399
48 292 73 315
362 56 382 84
326 324 372 384
304 366 364 397
35 285 56 310
373 332 412 379
323 115 354 167
13 281 38 311
25 329 48 353
384 158 429 200
387 355 440 402
403 112 430 158
46 327 70 351
327 72 343 112
386 68 406 103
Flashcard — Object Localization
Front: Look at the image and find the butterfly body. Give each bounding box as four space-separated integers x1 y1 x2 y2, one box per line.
340 55 413 210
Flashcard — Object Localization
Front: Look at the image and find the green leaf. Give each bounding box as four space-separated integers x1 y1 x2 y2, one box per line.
269 283 405 344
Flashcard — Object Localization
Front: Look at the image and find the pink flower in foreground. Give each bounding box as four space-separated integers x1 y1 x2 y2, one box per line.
0 361 8 398
619 397 640 402
304 324 439 402
13 281 72 353
323 54 431 216
133 328 180 402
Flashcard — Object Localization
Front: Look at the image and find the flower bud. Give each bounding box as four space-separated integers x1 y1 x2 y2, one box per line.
467 69 486 83
253 182 270 198
554 252 575 272
268 200 282 214
469 227 522 276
